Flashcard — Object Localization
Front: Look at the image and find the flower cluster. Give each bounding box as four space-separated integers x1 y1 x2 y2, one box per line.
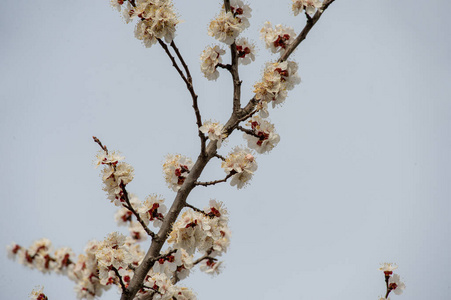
199 120 225 146
140 273 196 300
114 193 141 226
208 12 244 45
163 154 193 192
96 150 134 206
243 115 280 154
221 147 257 189
253 60 301 112
292 0 323 16
95 233 133 285
236 37 256 65
138 194 167 227
379 263 406 297
208 1 252 45
260 22 296 54
71 241 105 299
200 46 226 81
7 239 75 276
116 0 179 47
168 200 230 259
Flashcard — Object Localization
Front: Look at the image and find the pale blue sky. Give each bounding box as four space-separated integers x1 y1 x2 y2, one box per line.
1 0 451 299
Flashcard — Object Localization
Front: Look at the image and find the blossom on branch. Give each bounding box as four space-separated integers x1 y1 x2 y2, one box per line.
227 0 252 26
152 248 182 276
260 22 296 54
163 154 193 192
200 46 226 81
243 115 280 154
379 262 398 276
235 37 256 65
208 11 246 45
138 194 167 227
253 60 301 109
199 259 223 276
128 221 148 242
126 0 179 47
114 193 142 226
292 0 323 16
100 161 134 207
199 120 225 146
168 201 231 257
388 273 406 295
222 146 257 189
95 232 133 285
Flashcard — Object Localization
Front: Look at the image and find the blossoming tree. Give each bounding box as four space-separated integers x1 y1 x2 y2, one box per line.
7 0 407 299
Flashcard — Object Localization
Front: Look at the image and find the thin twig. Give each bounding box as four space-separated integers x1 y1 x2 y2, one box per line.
93 136 108 154
159 39 207 156
214 153 226 161
223 0 242 112
120 182 157 240
112 266 127 292
236 125 260 139
279 0 336 62
216 63 231 70
150 249 178 264
185 203 208 216
195 172 235 187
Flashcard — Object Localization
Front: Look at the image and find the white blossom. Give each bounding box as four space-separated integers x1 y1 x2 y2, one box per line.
235 37 256 65
200 46 226 81
114 193 141 226
260 22 296 54
253 60 301 108
389 273 406 295
292 0 323 16
138 194 167 227
208 11 245 45
128 221 148 242
132 0 179 47
101 162 134 206
153 249 182 276
199 120 225 146
95 232 133 285
222 146 257 189
199 259 223 276
379 262 398 274
243 115 280 154
163 154 193 192
168 203 231 256
228 0 252 26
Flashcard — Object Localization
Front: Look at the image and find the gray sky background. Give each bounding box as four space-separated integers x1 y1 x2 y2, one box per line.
1 0 450 299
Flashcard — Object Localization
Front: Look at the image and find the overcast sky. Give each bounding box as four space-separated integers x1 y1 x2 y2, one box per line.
1 0 451 299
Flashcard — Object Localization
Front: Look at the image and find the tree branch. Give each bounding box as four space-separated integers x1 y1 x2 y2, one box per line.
92 136 157 239
214 153 226 161
240 0 337 123
120 182 157 240
236 125 260 139
92 136 108 154
195 171 235 187
120 3 338 299
159 39 207 156
112 266 127 292
279 0 336 63
223 0 242 113
184 203 208 216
